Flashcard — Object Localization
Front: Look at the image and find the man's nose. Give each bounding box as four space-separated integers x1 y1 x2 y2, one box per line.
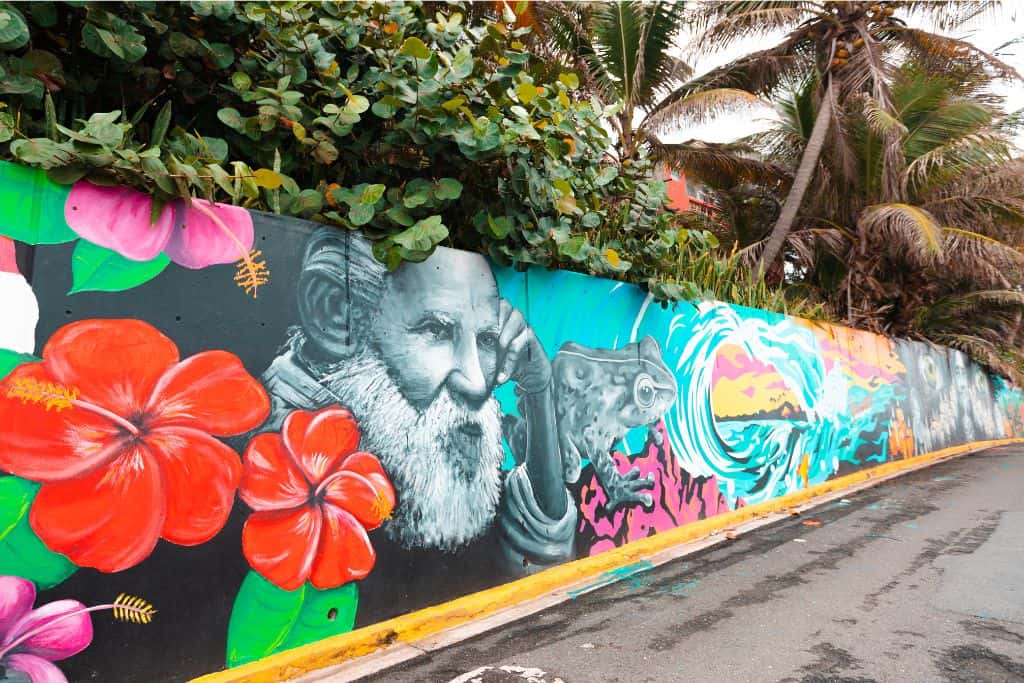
447 335 489 406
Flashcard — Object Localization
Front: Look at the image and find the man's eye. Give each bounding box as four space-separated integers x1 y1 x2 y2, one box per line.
478 332 498 350
423 322 451 340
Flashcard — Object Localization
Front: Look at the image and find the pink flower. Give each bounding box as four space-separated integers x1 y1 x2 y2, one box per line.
63 181 254 269
0 576 156 683
0 576 93 683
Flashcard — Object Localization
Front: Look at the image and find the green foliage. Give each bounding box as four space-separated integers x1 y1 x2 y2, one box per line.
0 475 77 590
746 61 1024 379
646 226 830 320
0 349 36 379
0 0 701 290
226 571 357 668
69 240 170 294
0 161 75 244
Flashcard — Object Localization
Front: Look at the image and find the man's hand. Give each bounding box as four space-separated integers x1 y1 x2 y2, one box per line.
495 298 551 394
494 298 567 522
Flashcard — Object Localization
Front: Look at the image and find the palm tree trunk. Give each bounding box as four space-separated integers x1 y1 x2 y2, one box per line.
757 79 834 273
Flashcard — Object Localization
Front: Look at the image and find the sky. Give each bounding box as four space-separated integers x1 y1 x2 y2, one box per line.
663 4 1024 145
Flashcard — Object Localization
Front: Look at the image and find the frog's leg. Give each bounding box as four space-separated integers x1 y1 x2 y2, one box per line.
591 451 654 512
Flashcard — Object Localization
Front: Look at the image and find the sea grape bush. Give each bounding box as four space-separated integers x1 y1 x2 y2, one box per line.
0 0 718 299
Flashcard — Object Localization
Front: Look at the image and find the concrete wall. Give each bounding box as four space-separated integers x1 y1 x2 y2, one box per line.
0 162 1021 681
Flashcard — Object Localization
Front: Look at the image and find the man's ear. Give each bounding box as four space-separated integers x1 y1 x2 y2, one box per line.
297 270 358 357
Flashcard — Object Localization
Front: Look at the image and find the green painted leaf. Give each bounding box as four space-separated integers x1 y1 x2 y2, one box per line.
69 240 170 294
399 36 431 60
0 161 75 244
0 349 37 380
226 571 358 667
0 477 76 590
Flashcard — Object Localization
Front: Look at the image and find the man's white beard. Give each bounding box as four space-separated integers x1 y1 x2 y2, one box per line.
316 351 504 552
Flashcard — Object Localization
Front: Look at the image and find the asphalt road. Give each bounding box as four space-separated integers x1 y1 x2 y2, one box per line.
361 445 1024 683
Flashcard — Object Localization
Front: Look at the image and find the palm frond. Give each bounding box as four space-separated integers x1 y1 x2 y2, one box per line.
942 227 1024 282
587 1 688 107
898 0 1003 32
651 36 806 109
839 22 895 107
650 137 792 188
689 3 818 56
903 131 1013 198
855 94 907 138
737 227 851 268
857 203 944 264
903 100 997 159
641 88 770 135
920 159 1024 237
887 27 1024 82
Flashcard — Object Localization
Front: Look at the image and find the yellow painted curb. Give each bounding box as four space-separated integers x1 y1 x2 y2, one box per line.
192 437 1024 683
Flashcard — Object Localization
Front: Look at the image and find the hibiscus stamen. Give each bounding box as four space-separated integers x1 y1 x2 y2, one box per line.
7 376 141 437
234 249 269 297
0 594 155 659
188 199 270 298
371 490 394 521
313 470 394 520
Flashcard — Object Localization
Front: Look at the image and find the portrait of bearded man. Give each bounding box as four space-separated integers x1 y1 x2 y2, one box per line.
254 228 576 621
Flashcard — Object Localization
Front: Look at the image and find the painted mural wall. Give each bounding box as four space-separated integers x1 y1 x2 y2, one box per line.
0 161 1022 681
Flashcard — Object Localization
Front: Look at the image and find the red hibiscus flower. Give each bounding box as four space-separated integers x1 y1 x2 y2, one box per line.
0 319 270 573
239 407 395 591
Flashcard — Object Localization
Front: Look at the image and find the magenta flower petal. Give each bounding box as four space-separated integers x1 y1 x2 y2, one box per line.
6 600 92 661
163 199 254 269
65 182 174 262
5 653 67 683
0 577 34 636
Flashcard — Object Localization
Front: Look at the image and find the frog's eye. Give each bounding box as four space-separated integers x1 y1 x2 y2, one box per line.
633 374 657 410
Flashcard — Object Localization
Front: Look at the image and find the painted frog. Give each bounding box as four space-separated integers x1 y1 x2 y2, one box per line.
504 335 677 511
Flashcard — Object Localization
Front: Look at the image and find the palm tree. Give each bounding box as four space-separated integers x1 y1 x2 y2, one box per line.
670 0 1021 272
743 62 1024 381
537 1 789 186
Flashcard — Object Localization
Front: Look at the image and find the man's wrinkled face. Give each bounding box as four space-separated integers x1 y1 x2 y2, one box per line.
371 249 501 411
